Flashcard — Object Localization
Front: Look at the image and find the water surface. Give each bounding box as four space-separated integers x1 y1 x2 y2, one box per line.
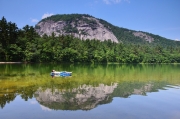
0 64 180 119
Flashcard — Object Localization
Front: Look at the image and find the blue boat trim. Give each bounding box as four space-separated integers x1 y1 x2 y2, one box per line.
50 71 72 77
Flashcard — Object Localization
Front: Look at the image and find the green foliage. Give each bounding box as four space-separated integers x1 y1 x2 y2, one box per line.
1 16 180 63
1 63 180 109
35 25 40 29
98 18 180 47
40 14 98 33
38 14 180 47
39 13 96 29
63 24 78 33
0 17 19 61
40 14 93 22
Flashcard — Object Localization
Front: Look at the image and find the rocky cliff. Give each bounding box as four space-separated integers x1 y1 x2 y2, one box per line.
35 14 177 46
35 14 119 43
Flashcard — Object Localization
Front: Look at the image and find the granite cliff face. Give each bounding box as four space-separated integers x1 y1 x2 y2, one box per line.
35 15 119 43
133 31 154 43
33 14 180 47
35 14 174 46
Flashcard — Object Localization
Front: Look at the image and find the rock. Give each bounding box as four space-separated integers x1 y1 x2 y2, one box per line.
35 15 119 43
133 31 154 43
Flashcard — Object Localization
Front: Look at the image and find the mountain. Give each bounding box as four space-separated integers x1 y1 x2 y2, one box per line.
35 14 180 46
35 14 118 43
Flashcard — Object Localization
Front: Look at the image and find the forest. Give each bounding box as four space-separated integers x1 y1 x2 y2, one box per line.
1 16 180 63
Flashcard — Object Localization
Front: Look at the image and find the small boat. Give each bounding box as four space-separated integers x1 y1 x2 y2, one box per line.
50 71 72 77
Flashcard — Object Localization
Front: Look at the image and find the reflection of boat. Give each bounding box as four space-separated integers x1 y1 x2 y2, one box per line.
50 71 72 77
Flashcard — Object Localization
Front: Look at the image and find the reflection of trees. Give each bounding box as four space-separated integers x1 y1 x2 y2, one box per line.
0 93 16 108
113 82 145 98
0 86 38 108
1 63 180 109
113 81 169 98
20 86 37 101
0 80 175 110
34 81 170 110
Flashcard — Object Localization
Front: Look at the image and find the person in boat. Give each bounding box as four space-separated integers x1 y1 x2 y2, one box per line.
51 70 55 78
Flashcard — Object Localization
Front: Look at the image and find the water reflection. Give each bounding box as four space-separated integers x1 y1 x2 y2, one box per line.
34 81 179 110
34 83 117 110
0 63 180 111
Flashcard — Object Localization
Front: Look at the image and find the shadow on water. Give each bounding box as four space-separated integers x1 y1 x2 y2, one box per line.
0 63 180 110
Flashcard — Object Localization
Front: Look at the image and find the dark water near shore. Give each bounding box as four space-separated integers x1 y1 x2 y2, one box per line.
0 63 180 119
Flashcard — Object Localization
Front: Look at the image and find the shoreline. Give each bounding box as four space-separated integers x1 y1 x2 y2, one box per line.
0 62 22 64
0 62 180 64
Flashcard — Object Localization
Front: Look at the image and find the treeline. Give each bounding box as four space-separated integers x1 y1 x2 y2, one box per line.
40 14 93 23
1 16 180 63
99 18 180 47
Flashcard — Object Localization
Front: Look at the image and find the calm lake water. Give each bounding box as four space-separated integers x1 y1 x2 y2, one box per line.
0 63 180 119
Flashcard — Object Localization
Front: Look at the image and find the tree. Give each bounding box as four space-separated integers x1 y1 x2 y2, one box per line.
0 17 19 61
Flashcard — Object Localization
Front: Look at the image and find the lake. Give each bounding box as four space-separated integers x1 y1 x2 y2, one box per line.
0 63 180 119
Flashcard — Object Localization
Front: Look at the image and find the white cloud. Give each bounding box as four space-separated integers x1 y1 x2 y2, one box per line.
40 105 52 111
31 18 38 23
175 39 180 41
30 101 38 104
124 0 130 3
103 0 111 4
113 0 121 3
93 0 99 4
103 0 130 4
42 13 54 19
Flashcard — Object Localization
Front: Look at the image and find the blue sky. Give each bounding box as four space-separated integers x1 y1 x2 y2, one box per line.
0 0 180 40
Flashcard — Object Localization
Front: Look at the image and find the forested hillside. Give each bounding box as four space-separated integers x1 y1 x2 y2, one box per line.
38 14 180 47
1 16 180 63
98 18 180 47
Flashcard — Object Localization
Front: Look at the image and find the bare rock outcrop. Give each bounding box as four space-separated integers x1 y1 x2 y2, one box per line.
35 16 119 43
133 31 154 43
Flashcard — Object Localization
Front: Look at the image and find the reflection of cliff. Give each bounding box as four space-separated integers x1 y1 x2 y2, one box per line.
34 83 118 110
113 82 154 98
34 82 167 110
133 84 153 95
0 81 168 110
